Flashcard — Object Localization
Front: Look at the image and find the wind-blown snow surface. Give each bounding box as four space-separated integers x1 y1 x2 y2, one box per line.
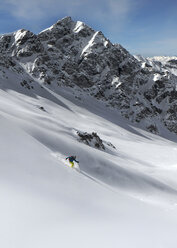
1 78 177 247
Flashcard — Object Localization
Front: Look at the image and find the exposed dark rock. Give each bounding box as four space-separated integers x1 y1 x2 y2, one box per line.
77 131 105 150
1 17 177 135
147 124 158 134
39 106 46 111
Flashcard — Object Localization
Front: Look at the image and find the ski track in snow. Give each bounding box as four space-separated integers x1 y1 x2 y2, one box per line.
1 74 177 247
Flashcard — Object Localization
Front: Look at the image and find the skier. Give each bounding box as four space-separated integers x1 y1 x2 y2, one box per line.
66 155 79 168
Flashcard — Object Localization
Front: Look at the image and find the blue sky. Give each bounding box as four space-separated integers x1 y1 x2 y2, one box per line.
0 0 177 57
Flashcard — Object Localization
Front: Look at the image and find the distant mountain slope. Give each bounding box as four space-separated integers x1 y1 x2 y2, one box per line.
1 16 177 136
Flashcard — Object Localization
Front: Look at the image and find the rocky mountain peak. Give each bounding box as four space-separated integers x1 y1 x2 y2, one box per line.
56 16 73 24
0 17 177 136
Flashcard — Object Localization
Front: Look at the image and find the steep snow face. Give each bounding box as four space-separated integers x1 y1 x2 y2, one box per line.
1 76 177 248
81 31 111 56
1 16 177 136
0 71 177 204
14 29 29 43
73 21 85 33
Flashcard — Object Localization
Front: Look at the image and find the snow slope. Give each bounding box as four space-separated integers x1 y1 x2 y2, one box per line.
1 72 177 247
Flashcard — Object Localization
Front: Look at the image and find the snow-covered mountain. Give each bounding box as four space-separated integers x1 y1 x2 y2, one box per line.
1 17 177 248
1 16 177 136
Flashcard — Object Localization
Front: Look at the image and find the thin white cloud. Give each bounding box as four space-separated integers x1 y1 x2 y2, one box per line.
1 0 136 23
130 37 177 57
95 0 137 33
154 38 177 55
2 0 66 19
1 0 141 48
109 0 132 16
155 38 177 46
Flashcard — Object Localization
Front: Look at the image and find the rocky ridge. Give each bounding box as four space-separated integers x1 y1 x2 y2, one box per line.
0 16 177 135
